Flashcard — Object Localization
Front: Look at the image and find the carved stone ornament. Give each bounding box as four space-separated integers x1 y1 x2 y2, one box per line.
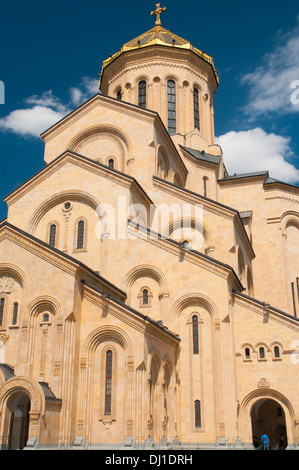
0 276 14 294
257 378 270 389
0 333 9 344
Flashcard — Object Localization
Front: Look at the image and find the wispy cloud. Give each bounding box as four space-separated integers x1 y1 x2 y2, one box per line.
216 127 299 184
0 77 99 138
241 22 299 118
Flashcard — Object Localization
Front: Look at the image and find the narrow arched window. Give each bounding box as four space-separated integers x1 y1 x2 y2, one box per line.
193 87 200 129
105 350 112 414
49 224 57 248
167 80 176 134
274 346 280 358
138 80 146 109
12 302 18 325
77 220 85 249
203 176 208 198
245 348 250 359
116 89 122 100
43 313 49 322
142 289 149 305
259 347 265 359
192 315 199 354
0 298 5 326
108 159 114 169
194 400 201 428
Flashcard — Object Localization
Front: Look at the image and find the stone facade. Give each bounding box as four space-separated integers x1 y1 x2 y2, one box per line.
0 16 299 450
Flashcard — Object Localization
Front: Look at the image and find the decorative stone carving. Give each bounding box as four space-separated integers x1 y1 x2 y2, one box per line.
257 378 270 389
0 277 14 294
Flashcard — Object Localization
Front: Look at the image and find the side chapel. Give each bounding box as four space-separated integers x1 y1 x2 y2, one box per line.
0 5 299 450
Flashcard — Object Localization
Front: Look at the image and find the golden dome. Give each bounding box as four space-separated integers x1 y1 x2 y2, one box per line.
99 24 218 89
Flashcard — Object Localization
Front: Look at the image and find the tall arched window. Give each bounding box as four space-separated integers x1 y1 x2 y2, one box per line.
138 80 146 108
193 87 200 129
12 302 18 326
116 89 122 100
108 158 114 169
0 298 5 326
77 220 85 250
105 350 113 415
49 224 57 248
274 346 280 358
192 315 199 354
194 400 201 428
167 80 176 134
142 288 149 305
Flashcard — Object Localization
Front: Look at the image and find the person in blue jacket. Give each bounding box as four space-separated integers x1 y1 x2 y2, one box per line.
261 433 270 450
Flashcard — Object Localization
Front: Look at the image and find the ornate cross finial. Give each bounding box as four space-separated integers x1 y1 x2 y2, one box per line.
151 3 167 26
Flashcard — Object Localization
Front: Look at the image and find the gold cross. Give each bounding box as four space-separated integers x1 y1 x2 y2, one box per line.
151 3 167 26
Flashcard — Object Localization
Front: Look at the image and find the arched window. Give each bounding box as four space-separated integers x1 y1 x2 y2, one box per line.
116 89 122 100
259 347 265 359
105 350 112 415
194 400 201 428
77 220 85 250
49 224 57 248
142 289 149 305
167 80 176 134
274 346 280 358
12 302 18 326
192 315 199 354
0 298 5 326
203 176 208 198
138 80 146 108
193 87 200 129
245 348 251 359
108 158 114 169
43 313 49 322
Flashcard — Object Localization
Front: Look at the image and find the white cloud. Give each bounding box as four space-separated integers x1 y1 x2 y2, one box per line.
0 76 99 138
216 127 299 184
25 90 69 114
0 106 64 137
241 24 299 117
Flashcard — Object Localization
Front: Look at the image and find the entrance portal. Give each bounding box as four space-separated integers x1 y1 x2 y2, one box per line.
251 398 287 449
8 392 31 450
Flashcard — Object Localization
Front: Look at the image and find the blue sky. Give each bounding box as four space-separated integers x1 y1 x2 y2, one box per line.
1 0 299 221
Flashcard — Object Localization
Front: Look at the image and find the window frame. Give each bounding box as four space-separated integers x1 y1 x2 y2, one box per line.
104 350 113 415
138 80 147 109
167 79 176 134
193 87 200 130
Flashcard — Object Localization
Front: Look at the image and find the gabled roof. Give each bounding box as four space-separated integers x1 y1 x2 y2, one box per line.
0 221 180 343
180 145 221 165
4 149 154 207
0 221 127 301
153 176 255 259
219 171 269 182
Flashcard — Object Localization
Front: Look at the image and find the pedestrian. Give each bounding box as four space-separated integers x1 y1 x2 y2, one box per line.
261 433 270 450
279 433 285 450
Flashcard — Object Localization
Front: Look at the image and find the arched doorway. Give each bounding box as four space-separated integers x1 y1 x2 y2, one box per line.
7 392 31 450
251 398 287 449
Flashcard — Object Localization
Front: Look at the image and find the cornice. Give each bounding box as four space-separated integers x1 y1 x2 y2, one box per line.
233 290 299 330
82 280 180 344
40 94 158 143
127 219 244 292
152 177 255 259
0 222 126 301
4 150 154 208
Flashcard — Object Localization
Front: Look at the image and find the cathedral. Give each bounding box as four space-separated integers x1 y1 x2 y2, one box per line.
0 5 299 450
